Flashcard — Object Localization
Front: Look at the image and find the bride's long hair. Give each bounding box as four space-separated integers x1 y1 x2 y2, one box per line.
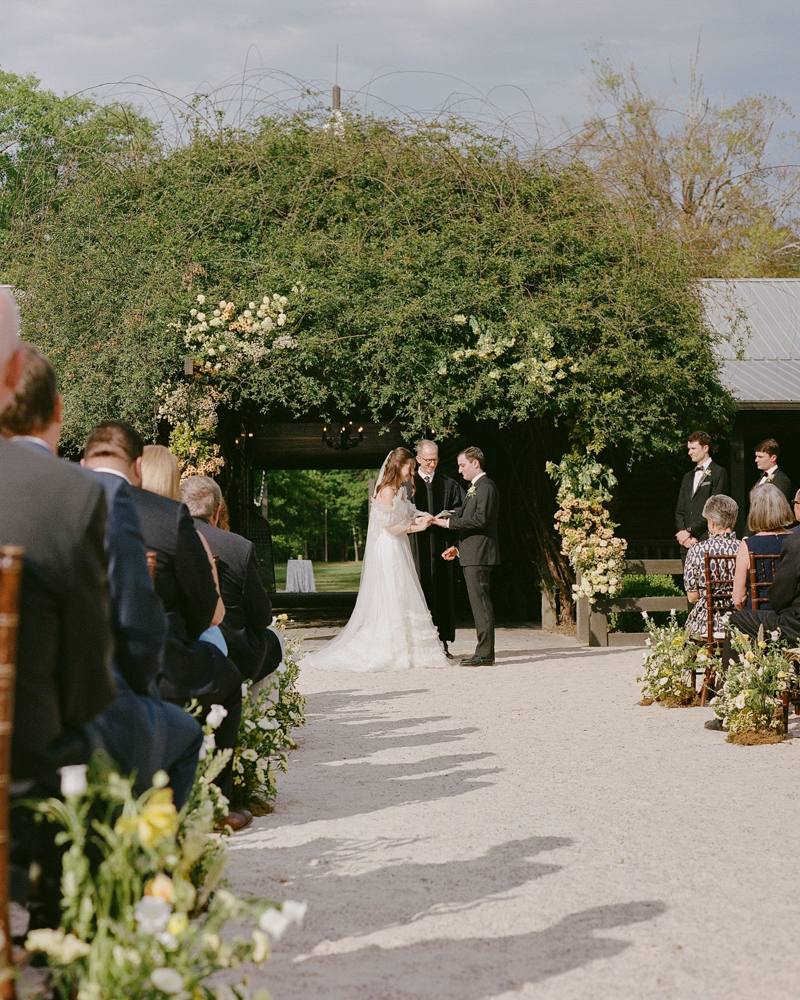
376 447 416 496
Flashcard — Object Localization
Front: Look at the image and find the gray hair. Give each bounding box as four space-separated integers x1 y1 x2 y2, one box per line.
748 482 794 533
0 287 20 369
416 439 438 455
180 475 223 521
702 494 738 530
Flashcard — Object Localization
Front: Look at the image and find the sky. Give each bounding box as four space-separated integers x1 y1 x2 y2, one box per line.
2 0 799 146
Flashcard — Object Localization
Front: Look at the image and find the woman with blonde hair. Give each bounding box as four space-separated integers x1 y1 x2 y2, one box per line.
733 483 794 611
141 444 181 500
303 446 449 671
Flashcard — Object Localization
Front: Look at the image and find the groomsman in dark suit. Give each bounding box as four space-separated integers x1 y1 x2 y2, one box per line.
675 430 729 551
434 446 500 666
412 441 465 657
753 438 793 505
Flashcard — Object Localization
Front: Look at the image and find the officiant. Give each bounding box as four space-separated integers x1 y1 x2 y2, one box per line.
410 440 465 657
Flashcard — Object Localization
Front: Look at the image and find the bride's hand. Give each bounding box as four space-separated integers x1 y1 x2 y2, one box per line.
413 514 432 526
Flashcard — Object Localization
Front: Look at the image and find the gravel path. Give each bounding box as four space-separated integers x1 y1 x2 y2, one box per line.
227 626 800 999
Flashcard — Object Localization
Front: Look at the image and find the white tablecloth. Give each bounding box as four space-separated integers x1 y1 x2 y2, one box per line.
286 560 316 593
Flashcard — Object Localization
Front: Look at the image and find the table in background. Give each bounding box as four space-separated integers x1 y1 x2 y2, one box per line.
285 559 316 593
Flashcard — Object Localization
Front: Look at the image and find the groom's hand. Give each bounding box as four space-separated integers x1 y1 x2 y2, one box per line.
442 546 458 561
433 516 450 528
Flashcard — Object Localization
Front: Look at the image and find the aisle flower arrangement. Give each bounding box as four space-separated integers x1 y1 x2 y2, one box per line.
26 758 306 1000
233 617 306 814
546 453 627 604
637 611 711 706
710 627 799 743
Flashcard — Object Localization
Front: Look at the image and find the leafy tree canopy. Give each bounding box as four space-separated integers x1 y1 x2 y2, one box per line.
6 107 735 461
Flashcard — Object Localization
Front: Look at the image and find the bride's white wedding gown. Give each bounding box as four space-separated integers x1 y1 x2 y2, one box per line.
302 490 449 671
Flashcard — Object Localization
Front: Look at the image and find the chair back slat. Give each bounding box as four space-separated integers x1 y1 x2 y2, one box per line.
0 545 23 1000
703 552 736 640
749 551 782 611
145 550 158 583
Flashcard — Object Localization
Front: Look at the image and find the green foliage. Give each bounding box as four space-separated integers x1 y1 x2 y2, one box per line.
5 108 735 457
267 468 376 562
637 612 708 705
607 574 688 632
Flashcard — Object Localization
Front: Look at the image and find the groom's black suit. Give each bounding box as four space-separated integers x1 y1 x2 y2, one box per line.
448 474 500 659
674 460 729 542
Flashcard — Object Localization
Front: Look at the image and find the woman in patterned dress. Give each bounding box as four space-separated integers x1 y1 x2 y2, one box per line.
684 494 740 637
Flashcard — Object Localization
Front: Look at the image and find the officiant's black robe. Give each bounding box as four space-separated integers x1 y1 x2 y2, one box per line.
410 471 465 644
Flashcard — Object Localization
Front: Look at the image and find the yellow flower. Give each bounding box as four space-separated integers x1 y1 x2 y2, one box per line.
115 789 178 848
145 873 174 903
167 914 188 937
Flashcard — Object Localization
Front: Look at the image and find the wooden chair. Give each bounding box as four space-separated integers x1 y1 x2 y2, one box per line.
694 552 736 706
0 546 23 1000
748 550 800 731
145 550 158 583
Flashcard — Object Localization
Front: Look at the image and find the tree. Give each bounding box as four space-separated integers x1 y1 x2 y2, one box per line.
577 50 800 276
6 106 736 613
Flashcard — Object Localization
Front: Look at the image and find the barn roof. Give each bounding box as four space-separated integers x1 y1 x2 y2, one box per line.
701 278 800 408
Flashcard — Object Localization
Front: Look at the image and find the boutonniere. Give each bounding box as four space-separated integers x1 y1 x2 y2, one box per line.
700 469 711 482
467 484 478 498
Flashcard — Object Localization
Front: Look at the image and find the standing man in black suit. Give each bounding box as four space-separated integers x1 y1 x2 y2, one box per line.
180 475 281 683
753 438 793 505
411 440 465 658
675 430 729 551
434 446 500 666
0 290 115 928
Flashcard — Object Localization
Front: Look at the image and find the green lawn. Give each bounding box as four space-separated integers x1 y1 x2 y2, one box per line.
274 561 362 592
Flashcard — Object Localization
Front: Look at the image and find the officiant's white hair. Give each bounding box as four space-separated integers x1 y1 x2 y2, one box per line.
416 439 438 454
0 287 21 367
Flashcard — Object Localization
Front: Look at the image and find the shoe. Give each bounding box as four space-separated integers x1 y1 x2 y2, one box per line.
704 718 724 731
443 644 455 660
460 656 495 666
216 809 253 832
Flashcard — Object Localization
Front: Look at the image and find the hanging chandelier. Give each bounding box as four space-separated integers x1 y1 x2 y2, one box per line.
322 420 365 450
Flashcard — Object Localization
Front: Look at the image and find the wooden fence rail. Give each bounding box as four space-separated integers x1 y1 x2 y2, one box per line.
576 559 687 647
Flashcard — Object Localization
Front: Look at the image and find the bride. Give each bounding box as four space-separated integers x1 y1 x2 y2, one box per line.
303 447 450 671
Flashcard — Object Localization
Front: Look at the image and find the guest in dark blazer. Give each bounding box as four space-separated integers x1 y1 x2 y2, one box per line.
675 430 729 550
1 347 203 808
752 438 793 506
81 423 251 830
435 446 500 666
180 476 280 683
0 300 115 928
411 441 465 656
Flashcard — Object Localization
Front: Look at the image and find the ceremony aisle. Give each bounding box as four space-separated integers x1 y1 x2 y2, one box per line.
226 627 800 1000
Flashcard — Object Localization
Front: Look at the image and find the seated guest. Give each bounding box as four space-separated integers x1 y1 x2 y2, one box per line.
84 424 250 830
1 347 202 808
733 484 793 611
181 476 280 683
684 494 739 637
791 490 800 531
753 438 793 505
0 300 115 928
142 445 228 655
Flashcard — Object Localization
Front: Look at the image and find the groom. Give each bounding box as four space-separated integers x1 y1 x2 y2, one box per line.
434 446 499 666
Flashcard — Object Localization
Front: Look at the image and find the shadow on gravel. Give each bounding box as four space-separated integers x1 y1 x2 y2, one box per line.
266 899 666 999
493 647 636 664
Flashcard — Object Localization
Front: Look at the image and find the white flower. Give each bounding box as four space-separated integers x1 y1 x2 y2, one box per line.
257 717 279 730
251 929 271 964
771 630 780 641
670 608 676 616
206 704 228 728
150 967 184 994
659 677 669 686
249 302 256 310
196 295 206 305
199 733 216 759
277 661 288 674
258 907 291 940
641 611 649 619
644 638 651 647
196 313 206 323
60 764 88 798
134 896 172 935
734 693 747 710
282 900 308 925
157 932 178 951
152 770 169 788
241 749 258 762
241 682 249 697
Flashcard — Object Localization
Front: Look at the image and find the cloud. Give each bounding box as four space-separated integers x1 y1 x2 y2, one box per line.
2 0 799 144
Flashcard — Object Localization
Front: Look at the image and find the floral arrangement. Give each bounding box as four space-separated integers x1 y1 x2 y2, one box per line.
546 453 628 604
233 617 306 813
710 626 799 743
26 758 306 1000
158 289 302 471
637 611 710 706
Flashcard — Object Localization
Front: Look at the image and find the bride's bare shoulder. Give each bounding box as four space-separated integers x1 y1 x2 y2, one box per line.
375 485 397 507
